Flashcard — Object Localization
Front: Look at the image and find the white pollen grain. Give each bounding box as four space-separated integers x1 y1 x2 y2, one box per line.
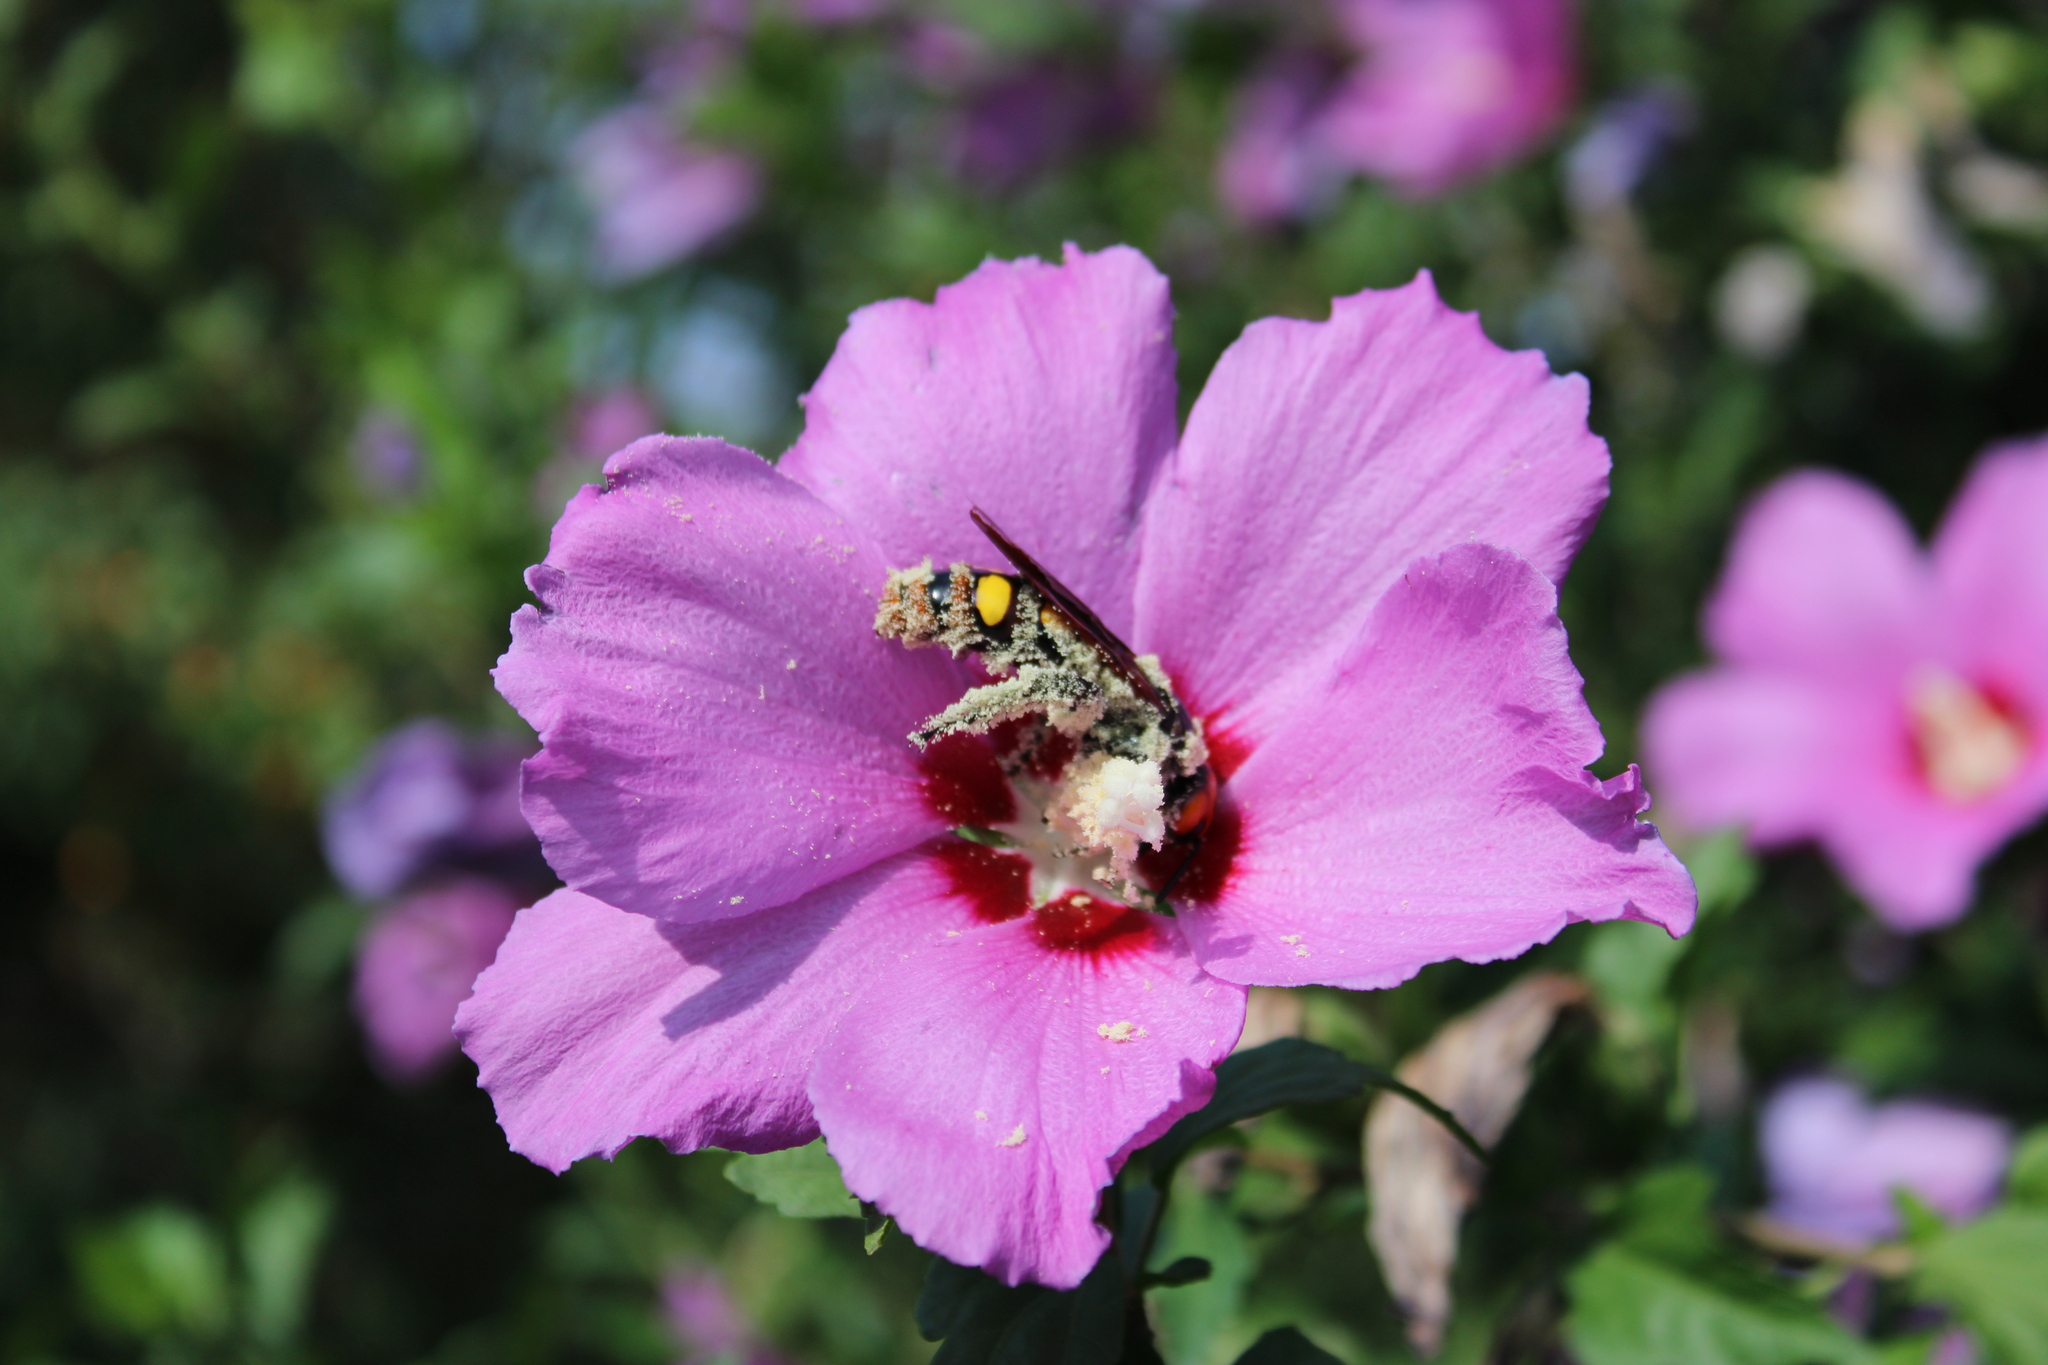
999 1126 1027 1147
974 1110 988 1122
729 895 744 905
758 684 766 700
1097 1020 1144 1043
1294 947 1310 957
1280 934 1302 945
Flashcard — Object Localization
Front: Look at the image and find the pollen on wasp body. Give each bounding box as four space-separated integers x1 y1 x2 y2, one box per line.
874 509 1215 905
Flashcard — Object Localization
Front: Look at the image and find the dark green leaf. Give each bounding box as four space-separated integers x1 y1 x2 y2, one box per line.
919 1257 1027 1343
990 1255 1126 1365
1915 1208 2048 1365
1566 1243 1875 1365
722 1141 860 1219
919 1254 1137 1365
1142 1038 1485 1178
1141 1257 1211 1289
1232 1326 1346 1364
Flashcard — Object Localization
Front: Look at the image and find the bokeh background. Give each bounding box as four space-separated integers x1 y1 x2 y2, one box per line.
5 0 2048 1361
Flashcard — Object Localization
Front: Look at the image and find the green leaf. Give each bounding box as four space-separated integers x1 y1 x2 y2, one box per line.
723 1141 860 1219
1566 1243 1875 1365
863 1204 892 1255
1687 827 1762 918
1147 1175 1254 1365
1612 1165 1725 1264
917 1254 1134 1365
239 1178 332 1346
990 1256 1127 1365
2006 1126 2048 1207
70 1205 233 1340
1141 1038 1484 1178
1232 1326 1346 1364
1915 1208 2048 1365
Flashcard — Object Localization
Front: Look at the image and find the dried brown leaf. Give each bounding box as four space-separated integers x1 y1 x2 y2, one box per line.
1364 971 1590 1356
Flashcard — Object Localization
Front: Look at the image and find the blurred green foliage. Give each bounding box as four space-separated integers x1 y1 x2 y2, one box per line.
4 0 2048 1361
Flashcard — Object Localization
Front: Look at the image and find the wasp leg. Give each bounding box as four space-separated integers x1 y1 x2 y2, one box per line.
1150 834 1204 903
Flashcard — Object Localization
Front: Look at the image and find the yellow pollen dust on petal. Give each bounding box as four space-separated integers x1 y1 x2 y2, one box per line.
1097 1020 1145 1043
1907 668 2029 802
999 1125 1027 1147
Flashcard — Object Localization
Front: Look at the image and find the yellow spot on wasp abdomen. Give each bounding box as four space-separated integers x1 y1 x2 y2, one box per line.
974 573 1013 627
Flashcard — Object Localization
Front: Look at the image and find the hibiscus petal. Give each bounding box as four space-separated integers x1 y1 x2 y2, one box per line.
1175 543 1695 991
807 858 1246 1289
1816 779 2013 931
1640 670 1845 845
496 436 970 924
456 865 933 1172
1134 272 1608 724
1703 469 1935 682
1646 665 2037 931
780 244 1177 635
1934 434 2048 719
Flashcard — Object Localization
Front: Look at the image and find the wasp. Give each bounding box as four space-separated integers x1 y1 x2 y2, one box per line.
876 508 1216 894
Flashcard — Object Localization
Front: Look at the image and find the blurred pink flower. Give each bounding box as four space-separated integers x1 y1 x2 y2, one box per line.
662 1264 793 1365
574 105 760 281
355 878 519 1083
573 388 661 461
534 388 665 521
1759 1077 2010 1246
1218 0 1576 217
1216 55 1345 223
1317 0 1576 197
1644 438 2048 928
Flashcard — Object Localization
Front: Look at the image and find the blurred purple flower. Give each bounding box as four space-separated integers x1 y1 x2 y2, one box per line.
1645 437 2048 928
953 60 1153 190
350 407 424 502
573 105 760 282
1931 1329 1981 1365
1562 84 1692 216
661 1263 793 1365
1759 1077 2010 1246
902 21 985 92
355 878 519 1083
322 719 540 901
1216 54 1345 224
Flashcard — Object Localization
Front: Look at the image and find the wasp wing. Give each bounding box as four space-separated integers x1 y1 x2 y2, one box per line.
969 507 1177 722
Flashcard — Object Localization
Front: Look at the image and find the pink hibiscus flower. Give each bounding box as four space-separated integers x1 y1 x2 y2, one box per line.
1759 1077 2011 1247
1643 438 2048 929
458 246 1693 1287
